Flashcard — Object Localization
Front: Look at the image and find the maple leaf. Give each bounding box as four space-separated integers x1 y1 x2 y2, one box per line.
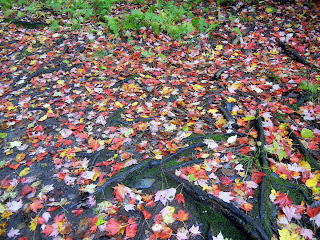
71 208 83 216
189 225 201 236
173 209 189 222
113 184 129 201
6 200 23 212
218 191 235 203
240 202 253 212
176 228 188 240
41 225 54 237
299 228 313 240
212 232 225 240
282 205 301 222
155 188 176 205
174 193 185 205
274 193 292 208
105 219 122 236
306 205 320 218
7 227 20 238
142 209 151 219
125 218 138 238
203 139 218 149
30 200 44 213
251 172 266 184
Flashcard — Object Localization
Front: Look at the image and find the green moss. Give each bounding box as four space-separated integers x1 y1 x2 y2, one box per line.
190 197 246 240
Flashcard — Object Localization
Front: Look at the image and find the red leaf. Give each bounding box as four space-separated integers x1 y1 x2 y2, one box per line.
174 193 185 205
251 172 266 184
71 208 83 216
125 218 138 238
307 205 320 218
21 186 33 196
219 176 232 185
113 184 128 201
142 209 151 219
54 214 65 224
41 225 54 237
274 193 292 208
47 206 60 212
105 219 122 235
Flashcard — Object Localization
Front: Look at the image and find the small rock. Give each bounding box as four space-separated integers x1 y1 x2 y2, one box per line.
132 178 155 189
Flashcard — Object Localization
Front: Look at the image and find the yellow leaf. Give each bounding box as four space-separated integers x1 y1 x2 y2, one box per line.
306 177 318 188
29 60 38 66
29 217 38 231
38 115 47 122
1 210 13 219
114 101 123 108
216 45 223 50
193 84 204 91
208 109 218 114
200 153 209 158
298 161 311 171
126 118 134 121
266 7 273 14
10 66 17 71
243 116 255 121
269 48 279 55
227 97 237 103
57 80 65 85
19 167 30 177
132 102 138 106
230 82 241 90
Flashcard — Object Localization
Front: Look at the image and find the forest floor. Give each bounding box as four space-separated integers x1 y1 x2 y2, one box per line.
1 0 320 240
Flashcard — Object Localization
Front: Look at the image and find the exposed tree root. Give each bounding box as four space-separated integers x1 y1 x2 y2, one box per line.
276 39 319 70
163 169 270 240
11 63 84 90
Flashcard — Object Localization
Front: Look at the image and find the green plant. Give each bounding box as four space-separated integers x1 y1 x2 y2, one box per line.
236 151 261 180
300 80 320 102
266 140 287 161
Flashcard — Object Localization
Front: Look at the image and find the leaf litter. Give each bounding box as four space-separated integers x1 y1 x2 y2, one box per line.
0 0 320 239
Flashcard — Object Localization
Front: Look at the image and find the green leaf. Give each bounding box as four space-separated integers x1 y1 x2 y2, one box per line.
17 11 24 18
124 128 134 137
0 133 7 138
96 217 105 226
9 141 22 148
301 128 314 139
188 174 196 182
0 160 5 168
272 140 279 149
243 116 255 121
231 27 242 38
278 150 287 161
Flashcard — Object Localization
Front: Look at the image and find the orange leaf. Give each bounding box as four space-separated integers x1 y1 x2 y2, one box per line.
173 209 189 222
240 202 253 211
30 200 44 213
